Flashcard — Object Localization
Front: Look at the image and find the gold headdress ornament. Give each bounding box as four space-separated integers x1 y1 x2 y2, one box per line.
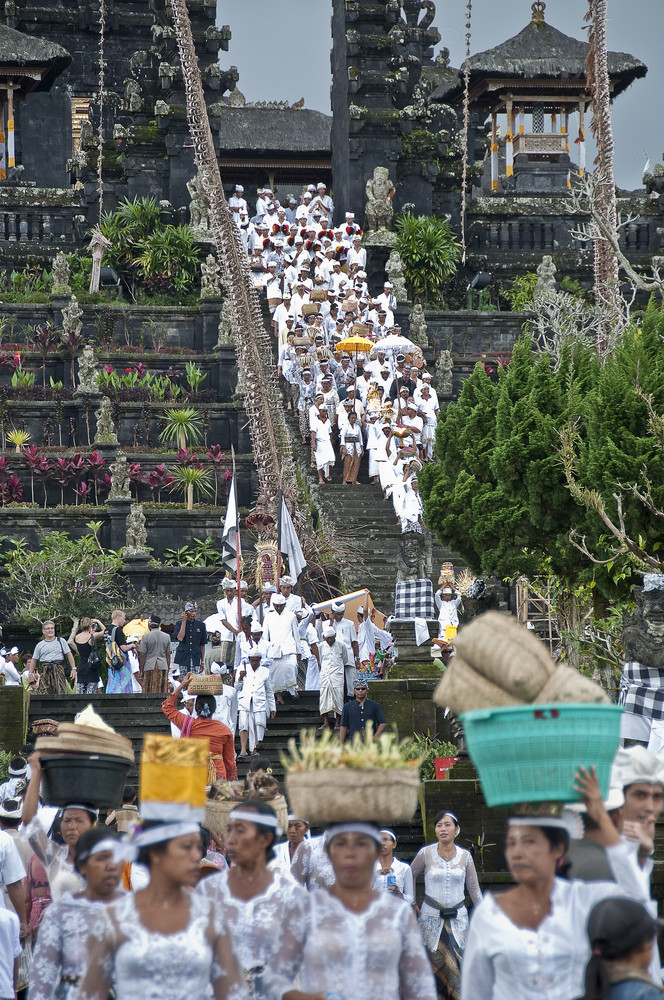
140 734 209 822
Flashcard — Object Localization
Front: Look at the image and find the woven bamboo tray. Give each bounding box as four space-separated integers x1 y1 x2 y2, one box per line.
285 768 420 824
57 723 133 752
188 675 223 695
204 793 288 836
36 735 135 764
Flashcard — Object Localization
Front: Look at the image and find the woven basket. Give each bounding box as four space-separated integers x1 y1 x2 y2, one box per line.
188 675 223 695
310 290 328 302
285 768 420 824
204 793 288 836
302 302 320 317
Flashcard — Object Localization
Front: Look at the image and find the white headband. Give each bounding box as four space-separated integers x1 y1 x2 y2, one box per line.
229 808 282 835
508 813 581 839
112 821 200 863
380 828 397 842
77 837 119 865
326 822 382 846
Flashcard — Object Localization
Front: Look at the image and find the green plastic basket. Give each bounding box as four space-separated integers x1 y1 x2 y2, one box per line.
460 703 623 807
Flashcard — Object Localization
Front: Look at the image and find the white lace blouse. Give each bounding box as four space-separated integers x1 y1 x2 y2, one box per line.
22 816 84 899
410 843 482 950
76 890 247 1000
196 869 309 1000
461 840 649 1000
297 889 436 1000
291 834 336 890
30 892 120 1000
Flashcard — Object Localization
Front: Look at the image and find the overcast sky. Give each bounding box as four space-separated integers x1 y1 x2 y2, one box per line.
218 0 661 191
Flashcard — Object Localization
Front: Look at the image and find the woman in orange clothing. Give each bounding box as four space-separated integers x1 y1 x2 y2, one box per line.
161 673 237 781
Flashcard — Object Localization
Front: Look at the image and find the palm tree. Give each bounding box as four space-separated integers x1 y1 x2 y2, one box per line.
169 465 212 511
159 407 204 451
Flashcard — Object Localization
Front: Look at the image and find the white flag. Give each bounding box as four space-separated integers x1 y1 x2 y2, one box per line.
221 476 240 574
278 493 306 581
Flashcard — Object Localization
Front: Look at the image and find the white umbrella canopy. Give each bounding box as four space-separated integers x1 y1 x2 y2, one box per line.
369 334 423 358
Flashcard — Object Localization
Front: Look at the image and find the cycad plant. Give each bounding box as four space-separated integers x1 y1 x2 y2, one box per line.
159 407 203 450
394 213 462 305
169 464 212 511
7 428 31 453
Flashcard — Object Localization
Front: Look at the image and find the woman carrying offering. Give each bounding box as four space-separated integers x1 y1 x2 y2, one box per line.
197 802 309 1000
411 810 482 1000
283 822 436 1000
461 768 650 1000
29 828 122 1000
77 820 247 1000
22 753 97 899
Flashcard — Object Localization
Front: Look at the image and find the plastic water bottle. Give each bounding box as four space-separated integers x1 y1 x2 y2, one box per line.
386 872 397 890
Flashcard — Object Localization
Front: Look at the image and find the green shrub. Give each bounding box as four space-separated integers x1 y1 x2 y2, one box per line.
394 213 461 305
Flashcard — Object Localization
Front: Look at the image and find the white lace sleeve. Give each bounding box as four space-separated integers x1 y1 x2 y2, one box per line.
75 910 116 1000
29 899 64 1000
409 846 426 881
23 815 59 869
264 890 310 998
398 905 437 1000
290 840 310 887
464 854 483 907
210 910 249 1000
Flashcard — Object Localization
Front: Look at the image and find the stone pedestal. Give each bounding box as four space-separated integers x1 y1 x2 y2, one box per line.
123 555 152 595
107 499 132 551
389 618 440 679
199 299 224 353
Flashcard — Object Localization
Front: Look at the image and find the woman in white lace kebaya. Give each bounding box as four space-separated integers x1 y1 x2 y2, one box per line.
197 801 309 1000
282 822 437 1000
29 828 123 1000
77 820 247 1000
461 768 650 1000
21 753 97 899
411 811 482 1000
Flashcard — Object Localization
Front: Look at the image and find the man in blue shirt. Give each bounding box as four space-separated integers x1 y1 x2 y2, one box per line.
174 601 207 675
339 678 387 744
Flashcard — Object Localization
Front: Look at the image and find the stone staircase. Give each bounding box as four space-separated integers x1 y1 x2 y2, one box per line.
27 691 425 860
285 412 458 614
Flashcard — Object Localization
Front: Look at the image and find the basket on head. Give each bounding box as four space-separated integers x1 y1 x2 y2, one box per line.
460 703 623 807
302 303 320 317
188 675 223 695
285 768 420 825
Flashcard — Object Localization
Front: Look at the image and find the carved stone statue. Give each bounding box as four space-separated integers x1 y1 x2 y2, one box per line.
108 452 132 500
62 294 83 341
215 298 233 348
409 303 428 347
187 171 210 235
200 253 222 299
51 251 71 295
386 250 408 301
365 166 396 232
125 78 142 112
435 349 453 397
535 254 557 298
124 503 150 557
619 574 664 746
94 396 119 447
76 344 100 395
396 531 427 582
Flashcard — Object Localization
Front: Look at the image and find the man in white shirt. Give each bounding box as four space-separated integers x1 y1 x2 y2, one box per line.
263 594 302 701
296 191 314 224
376 281 397 313
347 235 366 270
228 184 248 215
0 649 21 687
0 758 27 803
237 652 276 757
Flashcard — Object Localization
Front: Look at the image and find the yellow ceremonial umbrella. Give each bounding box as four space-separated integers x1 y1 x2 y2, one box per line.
124 618 150 639
334 334 374 356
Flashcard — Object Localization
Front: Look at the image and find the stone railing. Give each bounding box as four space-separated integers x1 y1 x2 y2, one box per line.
513 133 569 157
0 186 84 255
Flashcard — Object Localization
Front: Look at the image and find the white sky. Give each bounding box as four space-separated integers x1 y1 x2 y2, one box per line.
218 0 661 190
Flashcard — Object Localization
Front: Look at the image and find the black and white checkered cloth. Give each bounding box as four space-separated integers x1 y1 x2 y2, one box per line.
619 661 664 720
394 579 435 619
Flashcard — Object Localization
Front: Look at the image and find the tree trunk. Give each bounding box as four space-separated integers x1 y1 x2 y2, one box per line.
187 483 194 511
